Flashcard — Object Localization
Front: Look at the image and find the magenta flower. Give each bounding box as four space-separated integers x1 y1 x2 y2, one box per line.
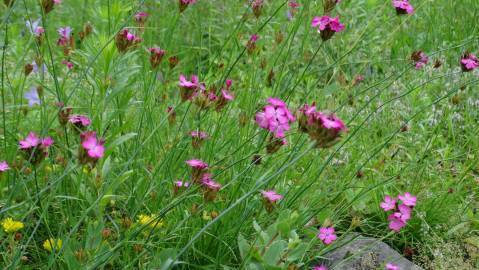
62 60 74 70
317 227 337 245
26 19 44 37
186 159 209 182
313 266 328 270
201 175 222 201
81 132 105 159
68 114 91 128
215 80 235 112
311 16 344 41
411 51 428 70
460 53 478 72
388 204 412 232
148 47 166 68
173 180 190 194
115 29 142 53
255 97 295 138
54 0 62 4
261 190 283 202
0 161 10 172
247 34 259 55
398 192 416 207
380 195 397 211
19 132 53 164
297 104 347 148
190 131 209 149
392 0 414 15
385 263 400 270
252 0 264 18
134 12 149 24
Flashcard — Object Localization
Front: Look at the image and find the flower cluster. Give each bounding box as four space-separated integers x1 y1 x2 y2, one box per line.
43 238 62 252
79 131 105 167
214 79 235 112
201 174 222 201
19 132 54 165
317 226 337 245
247 34 259 55
69 114 91 130
311 16 344 41
173 180 190 194
380 192 417 232
411 50 429 70
392 0 414 15
460 53 478 72
186 159 209 183
137 214 163 229
297 103 347 148
178 74 204 101
115 29 142 53
251 0 263 18
134 12 149 27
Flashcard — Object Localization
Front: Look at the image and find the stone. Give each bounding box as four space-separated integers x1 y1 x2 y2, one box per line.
319 234 423 270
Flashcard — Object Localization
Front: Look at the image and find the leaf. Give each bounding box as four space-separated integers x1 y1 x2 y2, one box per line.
107 133 137 149
238 234 250 260
263 240 287 265
287 243 308 262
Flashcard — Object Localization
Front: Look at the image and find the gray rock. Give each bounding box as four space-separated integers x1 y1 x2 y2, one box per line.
320 234 423 270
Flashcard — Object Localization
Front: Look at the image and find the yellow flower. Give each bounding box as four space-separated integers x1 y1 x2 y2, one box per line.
43 238 62 252
137 214 163 229
1 218 24 233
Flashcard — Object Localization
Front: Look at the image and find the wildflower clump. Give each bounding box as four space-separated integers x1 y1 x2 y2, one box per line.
380 192 417 232
411 50 429 70
297 103 347 148
186 159 209 182
115 29 142 53
1 218 24 233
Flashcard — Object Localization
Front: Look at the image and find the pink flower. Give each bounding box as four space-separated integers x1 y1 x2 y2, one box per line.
411 51 428 70
26 19 44 37
398 192 416 207
19 132 41 149
190 131 209 148
215 82 235 112
134 12 149 23
317 227 337 245
69 115 91 128
179 0 197 12
0 161 10 172
41 137 54 148
392 0 414 14
380 195 397 211
80 132 105 159
388 204 411 232
385 263 400 270
311 16 344 40
186 159 208 169
460 53 478 72
115 29 142 53
175 180 190 188
54 0 62 4
261 190 283 202
202 177 222 191
179 74 199 88
313 266 328 270
247 35 259 54
297 104 347 148
255 97 295 139
62 60 74 69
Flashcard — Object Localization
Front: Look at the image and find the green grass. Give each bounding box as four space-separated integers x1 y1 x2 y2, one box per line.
1 0 479 269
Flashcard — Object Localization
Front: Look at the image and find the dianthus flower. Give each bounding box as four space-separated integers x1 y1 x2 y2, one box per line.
148 47 166 69
392 0 414 15
0 161 10 172
115 29 142 53
261 190 283 212
317 227 337 245
186 159 209 182
190 131 209 149
19 132 53 164
460 53 478 72
179 0 197 12
79 131 105 166
311 16 344 41
411 51 428 70
201 174 222 201
297 103 347 148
